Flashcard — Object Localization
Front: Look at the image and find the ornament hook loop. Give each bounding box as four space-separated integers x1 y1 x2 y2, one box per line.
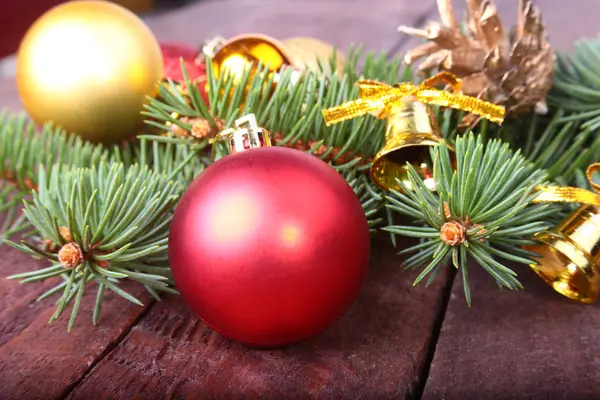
213 114 272 158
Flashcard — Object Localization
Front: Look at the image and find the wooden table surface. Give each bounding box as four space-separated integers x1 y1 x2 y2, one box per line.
1 1 599 399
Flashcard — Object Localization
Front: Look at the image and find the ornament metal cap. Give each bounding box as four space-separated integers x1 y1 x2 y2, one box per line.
525 205 600 303
216 114 271 155
370 96 449 192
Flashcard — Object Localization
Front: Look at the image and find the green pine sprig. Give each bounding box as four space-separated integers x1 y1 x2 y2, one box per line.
549 35 600 131
344 171 385 232
1 40 597 327
0 108 206 241
508 110 600 187
382 133 559 304
0 112 122 239
6 161 181 330
140 49 411 230
141 49 408 169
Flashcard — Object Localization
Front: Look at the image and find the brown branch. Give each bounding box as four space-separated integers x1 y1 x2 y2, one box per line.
271 133 372 166
0 171 38 191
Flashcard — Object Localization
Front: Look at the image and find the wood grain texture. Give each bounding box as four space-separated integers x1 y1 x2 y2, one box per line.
413 1 600 398
422 264 600 400
0 246 57 347
0 279 153 400
143 0 434 54
67 237 452 399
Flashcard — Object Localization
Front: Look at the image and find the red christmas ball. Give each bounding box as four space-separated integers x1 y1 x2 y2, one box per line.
159 42 208 104
169 146 370 347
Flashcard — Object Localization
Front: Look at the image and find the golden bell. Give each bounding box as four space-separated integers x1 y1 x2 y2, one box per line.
525 205 600 303
370 96 449 192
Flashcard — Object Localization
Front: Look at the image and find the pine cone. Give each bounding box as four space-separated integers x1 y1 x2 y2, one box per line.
399 0 555 114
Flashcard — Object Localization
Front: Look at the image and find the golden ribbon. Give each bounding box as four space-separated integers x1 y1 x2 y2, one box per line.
533 164 600 206
321 72 505 126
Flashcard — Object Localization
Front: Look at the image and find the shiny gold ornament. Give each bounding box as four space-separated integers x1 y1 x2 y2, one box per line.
322 72 505 192
211 34 294 82
526 164 600 303
16 0 163 144
399 0 555 114
281 37 346 76
211 34 346 84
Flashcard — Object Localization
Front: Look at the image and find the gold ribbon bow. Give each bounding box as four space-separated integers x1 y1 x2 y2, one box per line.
533 164 600 206
321 72 505 126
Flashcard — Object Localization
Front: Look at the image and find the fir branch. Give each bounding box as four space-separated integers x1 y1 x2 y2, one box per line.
0 113 112 239
5 161 181 330
141 49 406 167
515 111 596 185
140 49 405 233
0 113 111 191
343 171 385 231
490 107 597 191
0 110 203 241
137 137 207 186
549 35 600 131
382 133 558 304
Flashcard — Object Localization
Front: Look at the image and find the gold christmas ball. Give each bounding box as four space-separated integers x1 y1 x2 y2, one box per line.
281 37 346 76
211 34 293 82
16 0 163 143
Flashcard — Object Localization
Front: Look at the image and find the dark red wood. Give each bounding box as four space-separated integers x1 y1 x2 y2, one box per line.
422 262 600 400
67 236 453 399
0 274 153 400
0 246 58 347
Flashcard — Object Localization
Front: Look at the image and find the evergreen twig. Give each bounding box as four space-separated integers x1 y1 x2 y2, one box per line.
0 41 597 323
382 133 558 304
5 161 181 330
141 49 407 165
0 113 111 239
549 35 600 132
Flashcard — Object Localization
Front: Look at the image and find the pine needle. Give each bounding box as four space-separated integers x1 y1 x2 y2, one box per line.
384 133 559 304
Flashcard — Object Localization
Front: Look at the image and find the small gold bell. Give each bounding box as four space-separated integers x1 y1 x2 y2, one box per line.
370 96 449 192
525 205 600 303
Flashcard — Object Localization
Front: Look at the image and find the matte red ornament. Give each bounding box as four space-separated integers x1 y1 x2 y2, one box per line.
169 146 370 347
159 42 208 104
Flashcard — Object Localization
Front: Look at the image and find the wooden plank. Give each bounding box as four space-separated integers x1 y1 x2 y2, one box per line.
411 1 600 398
0 281 153 400
422 263 600 400
67 236 453 399
0 245 58 347
143 0 434 54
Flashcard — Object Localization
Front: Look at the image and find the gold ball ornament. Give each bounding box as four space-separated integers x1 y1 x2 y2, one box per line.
16 0 163 144
211 34 294 82
211 34 346 82
281 37 346 76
